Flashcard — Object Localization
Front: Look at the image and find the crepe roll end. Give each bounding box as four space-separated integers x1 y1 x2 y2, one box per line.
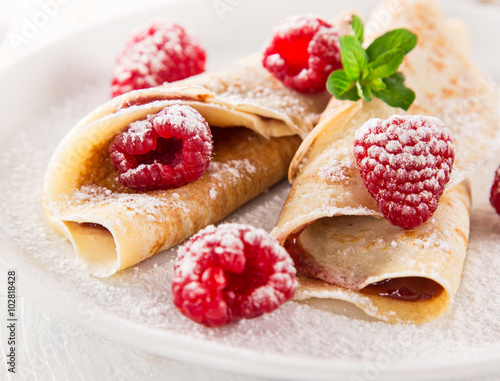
63 221 120 277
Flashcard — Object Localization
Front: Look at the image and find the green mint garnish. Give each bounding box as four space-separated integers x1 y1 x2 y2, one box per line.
326 15 417 111
350 14 364 44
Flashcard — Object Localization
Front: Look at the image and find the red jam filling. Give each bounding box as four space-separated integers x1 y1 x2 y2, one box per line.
80 222 107 230
361 277 442 302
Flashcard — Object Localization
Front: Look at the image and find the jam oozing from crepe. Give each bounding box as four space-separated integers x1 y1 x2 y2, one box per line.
80 222 108 230
284 231 443 302
361 277 443 301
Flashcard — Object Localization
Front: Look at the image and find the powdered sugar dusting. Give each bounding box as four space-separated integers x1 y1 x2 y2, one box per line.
157 103 209 135
317 147 355 184
124 119 152 143
207 158 256 185
59 184 174 223
272 14 326 37
413 231 453 252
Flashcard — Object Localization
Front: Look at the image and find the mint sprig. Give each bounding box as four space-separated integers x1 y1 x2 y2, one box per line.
326 15 417 111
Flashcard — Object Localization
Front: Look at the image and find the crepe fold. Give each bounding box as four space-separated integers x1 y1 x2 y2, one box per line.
43 55 330 277
272 0 499 323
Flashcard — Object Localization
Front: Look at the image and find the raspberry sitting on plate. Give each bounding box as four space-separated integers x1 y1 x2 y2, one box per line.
490 165 500 215
353 115 455 230
111 21 206 97
109 104 213 191
262 14 342 93
172 223 297 327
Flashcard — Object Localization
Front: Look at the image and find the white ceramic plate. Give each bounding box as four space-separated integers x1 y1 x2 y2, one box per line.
1 1 500 380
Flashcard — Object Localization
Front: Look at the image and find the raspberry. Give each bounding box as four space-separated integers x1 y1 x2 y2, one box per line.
111 21 206 97
172 223 297 327
490 165 500 215
109 104 213 191
262 15 342 93
353 115 455 230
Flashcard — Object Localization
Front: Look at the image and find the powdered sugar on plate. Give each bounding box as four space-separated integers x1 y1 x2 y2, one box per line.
1 78 500 374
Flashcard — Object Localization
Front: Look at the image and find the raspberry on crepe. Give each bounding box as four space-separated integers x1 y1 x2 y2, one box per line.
354 115 455 230
109 105 213 191
262 15 342 93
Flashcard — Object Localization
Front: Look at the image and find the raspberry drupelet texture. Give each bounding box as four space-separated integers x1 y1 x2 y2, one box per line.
353 115 455 230
490 165 500 215
262 15 342 93
172 223 297 327
109 104 213 192
111 21 206 97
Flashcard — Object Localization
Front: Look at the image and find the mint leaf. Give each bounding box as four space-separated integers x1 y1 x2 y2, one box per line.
389 72 406 82
367 48 405 79
327 16 417 111
372 73 415 111
366 29 417 61
356 81 372 103
326 70 360 101
339 35 368 81
368 77 387 92
350 15 364 43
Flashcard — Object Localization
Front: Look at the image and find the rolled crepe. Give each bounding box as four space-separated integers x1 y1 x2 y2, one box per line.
43 54 330 277
272 0 499 323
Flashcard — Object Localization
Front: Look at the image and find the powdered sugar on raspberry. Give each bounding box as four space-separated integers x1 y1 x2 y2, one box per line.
109 104 213 191
111 21 206 97
262 14 342 93
354 115 455 229
155 104 208 136
125 119 153 143
271 14 326 40
172 223 297 326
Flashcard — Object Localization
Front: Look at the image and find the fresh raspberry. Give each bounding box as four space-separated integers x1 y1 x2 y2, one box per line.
262 15 342 93
111 21 206 97
490 165 500 215
172 223 297 327
109 105 213 191
353 115 455 230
